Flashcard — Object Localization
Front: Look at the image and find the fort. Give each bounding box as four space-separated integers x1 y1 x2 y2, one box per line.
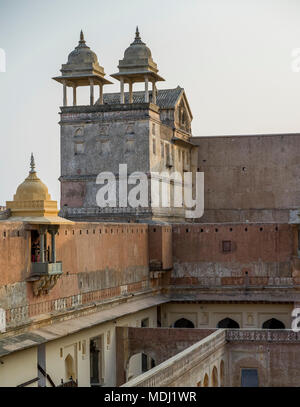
0 28 300 387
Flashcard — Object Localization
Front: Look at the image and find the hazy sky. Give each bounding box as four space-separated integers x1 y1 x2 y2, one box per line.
1 0 300 206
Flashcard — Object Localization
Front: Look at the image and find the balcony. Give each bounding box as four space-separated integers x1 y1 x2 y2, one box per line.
31 261 62 276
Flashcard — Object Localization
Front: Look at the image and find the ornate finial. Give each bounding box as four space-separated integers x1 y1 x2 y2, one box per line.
30 153 36 173
131 26 145 45
135 26 140 40
79 30 85 44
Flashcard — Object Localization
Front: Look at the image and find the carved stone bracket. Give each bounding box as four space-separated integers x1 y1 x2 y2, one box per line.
30 274 61 296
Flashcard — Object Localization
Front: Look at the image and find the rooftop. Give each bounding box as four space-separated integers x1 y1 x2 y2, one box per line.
96 86 184 109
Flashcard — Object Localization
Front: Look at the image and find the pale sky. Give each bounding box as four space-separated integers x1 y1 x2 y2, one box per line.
1 0 300 206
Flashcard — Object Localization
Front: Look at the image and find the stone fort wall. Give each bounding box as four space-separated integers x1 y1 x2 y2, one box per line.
193 133 300 223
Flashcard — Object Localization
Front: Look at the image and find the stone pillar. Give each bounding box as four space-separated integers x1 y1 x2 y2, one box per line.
120 78 125 103
63 81 67 107
44 232 48 262
51 231 56 263
40 232 45 263
99 84 103 105
73 86 77 106
129 81 133 104
152 81 157 104
89 79 94 106
145 76 149 103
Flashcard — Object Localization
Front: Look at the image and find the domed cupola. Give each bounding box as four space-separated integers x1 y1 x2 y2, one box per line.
13 155 51 202
111 27 165 104
67 31 98 65
121 27 154 68
5 154 72 224
53 31 112 106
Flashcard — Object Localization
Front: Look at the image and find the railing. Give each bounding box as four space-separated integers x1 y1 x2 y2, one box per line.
38 364 56 387
57 378 77 387
31 262 63 276
170 276 296 288
17 377 39 387
4 279 149 328
226 329 300 342
122 329 226 387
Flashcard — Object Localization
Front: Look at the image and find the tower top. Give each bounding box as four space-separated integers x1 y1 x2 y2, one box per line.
4 155 73 224
111 26 165 84
30 153 36 174
131 26 144 45
79 30 85 44
52 30 112 92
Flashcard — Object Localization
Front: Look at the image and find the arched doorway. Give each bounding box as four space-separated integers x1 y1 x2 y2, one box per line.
220 360 225 387
173 318 195 328
65 354 76 381
262 318 285 329
211 366 218 387
203 373 209 387
217 318 240 328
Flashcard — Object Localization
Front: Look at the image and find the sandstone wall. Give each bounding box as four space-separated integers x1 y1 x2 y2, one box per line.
192 134 300 223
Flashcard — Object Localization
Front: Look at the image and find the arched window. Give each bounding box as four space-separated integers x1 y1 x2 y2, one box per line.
220 360 225 387
211 366 218 387
127 353 155 382
203 373 209 387
217 317 240 328
174 318 195 328
262 318 285 329
65 354 76 381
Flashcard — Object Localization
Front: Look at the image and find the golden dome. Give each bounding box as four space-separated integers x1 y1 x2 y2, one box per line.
14 165 51 202
6 154 59 218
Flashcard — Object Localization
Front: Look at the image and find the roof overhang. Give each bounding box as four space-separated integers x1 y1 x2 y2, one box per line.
6 216 74 225
53 74 113 87
111 71 165 83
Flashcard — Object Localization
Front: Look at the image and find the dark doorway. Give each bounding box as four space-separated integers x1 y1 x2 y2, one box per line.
174 318 195 328
262 318 285 329
217 317 240 328
90 336 104 386
31 230 40 262
241 369 258 387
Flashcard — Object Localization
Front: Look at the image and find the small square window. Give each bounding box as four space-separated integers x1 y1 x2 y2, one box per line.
222 240 232 252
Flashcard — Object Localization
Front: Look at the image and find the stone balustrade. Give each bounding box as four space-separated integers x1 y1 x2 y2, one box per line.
4 279 149 329
226 329 300 342
122 329 227 387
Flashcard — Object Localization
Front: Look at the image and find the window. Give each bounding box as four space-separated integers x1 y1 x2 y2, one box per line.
161 142 164 158
217 318 239 328
142 353 148 372
173 318 195 328
152 123 155 135
75 142 84 155
152 138 156 155
141 318 149 327
241 369 258 387
222 240 232 252
262 318 285 329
